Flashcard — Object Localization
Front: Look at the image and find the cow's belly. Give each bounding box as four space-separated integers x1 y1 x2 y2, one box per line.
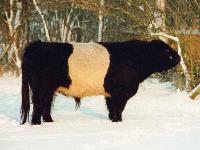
57 42 110 98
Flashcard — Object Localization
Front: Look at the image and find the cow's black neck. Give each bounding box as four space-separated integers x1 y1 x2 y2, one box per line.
98 40 153 83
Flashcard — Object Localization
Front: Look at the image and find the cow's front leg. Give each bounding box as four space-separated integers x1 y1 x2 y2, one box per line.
105 96 128 122
105 84 139 122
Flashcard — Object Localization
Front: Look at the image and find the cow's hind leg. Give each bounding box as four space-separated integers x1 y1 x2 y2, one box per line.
30 76 56 125
42 88 55 122
31 83 43 125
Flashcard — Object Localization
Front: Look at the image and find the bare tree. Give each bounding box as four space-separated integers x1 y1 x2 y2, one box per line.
2 0 23 68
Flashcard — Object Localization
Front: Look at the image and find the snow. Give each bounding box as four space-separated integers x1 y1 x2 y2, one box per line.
0 76 200 150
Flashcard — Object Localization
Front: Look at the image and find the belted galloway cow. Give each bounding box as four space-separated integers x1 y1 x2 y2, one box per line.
21 39 180 125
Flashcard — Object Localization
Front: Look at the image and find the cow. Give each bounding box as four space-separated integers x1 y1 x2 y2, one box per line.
20 39 180 125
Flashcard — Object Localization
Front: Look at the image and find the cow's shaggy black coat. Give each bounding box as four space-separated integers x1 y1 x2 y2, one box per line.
21 40 73 124
21 39 180 125
99 40 180 121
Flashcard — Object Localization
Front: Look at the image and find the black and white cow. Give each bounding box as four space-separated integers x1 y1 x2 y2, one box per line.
21 39 180 125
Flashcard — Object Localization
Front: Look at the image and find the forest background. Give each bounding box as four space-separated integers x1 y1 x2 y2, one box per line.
0 0 199 96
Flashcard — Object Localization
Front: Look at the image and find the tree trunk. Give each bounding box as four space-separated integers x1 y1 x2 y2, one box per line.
97 0 104 42
155 0 168 42
156 0 166 29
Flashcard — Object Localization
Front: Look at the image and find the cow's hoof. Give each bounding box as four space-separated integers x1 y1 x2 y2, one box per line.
31 117 41 125
108 112 115 120
112 117 122 122
43 117 53 122
109 112 122 122
31 120 41 125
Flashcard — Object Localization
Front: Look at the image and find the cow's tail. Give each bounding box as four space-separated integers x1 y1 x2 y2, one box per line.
20 49 30 125
20 40 41 124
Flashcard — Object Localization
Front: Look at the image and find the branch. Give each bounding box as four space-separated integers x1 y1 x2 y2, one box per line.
32 0 51 41
9 0 14 22
66 2 75 25
150 32 179 42
14 2 22 30
189 84 200 100
0 44 10 60
4 9 9 22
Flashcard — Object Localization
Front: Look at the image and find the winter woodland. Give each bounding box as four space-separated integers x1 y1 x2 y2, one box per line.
0 0 199 97
0 1 200 149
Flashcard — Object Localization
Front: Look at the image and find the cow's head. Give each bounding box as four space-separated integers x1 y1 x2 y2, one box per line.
149 39 181 72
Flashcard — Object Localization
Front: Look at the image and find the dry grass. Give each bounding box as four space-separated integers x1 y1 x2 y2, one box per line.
180 34 200 88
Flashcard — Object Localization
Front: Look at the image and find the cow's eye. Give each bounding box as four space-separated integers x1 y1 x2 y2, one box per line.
169 56 173 60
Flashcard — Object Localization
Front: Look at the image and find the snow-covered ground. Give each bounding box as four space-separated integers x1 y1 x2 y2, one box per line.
0 76 200 150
